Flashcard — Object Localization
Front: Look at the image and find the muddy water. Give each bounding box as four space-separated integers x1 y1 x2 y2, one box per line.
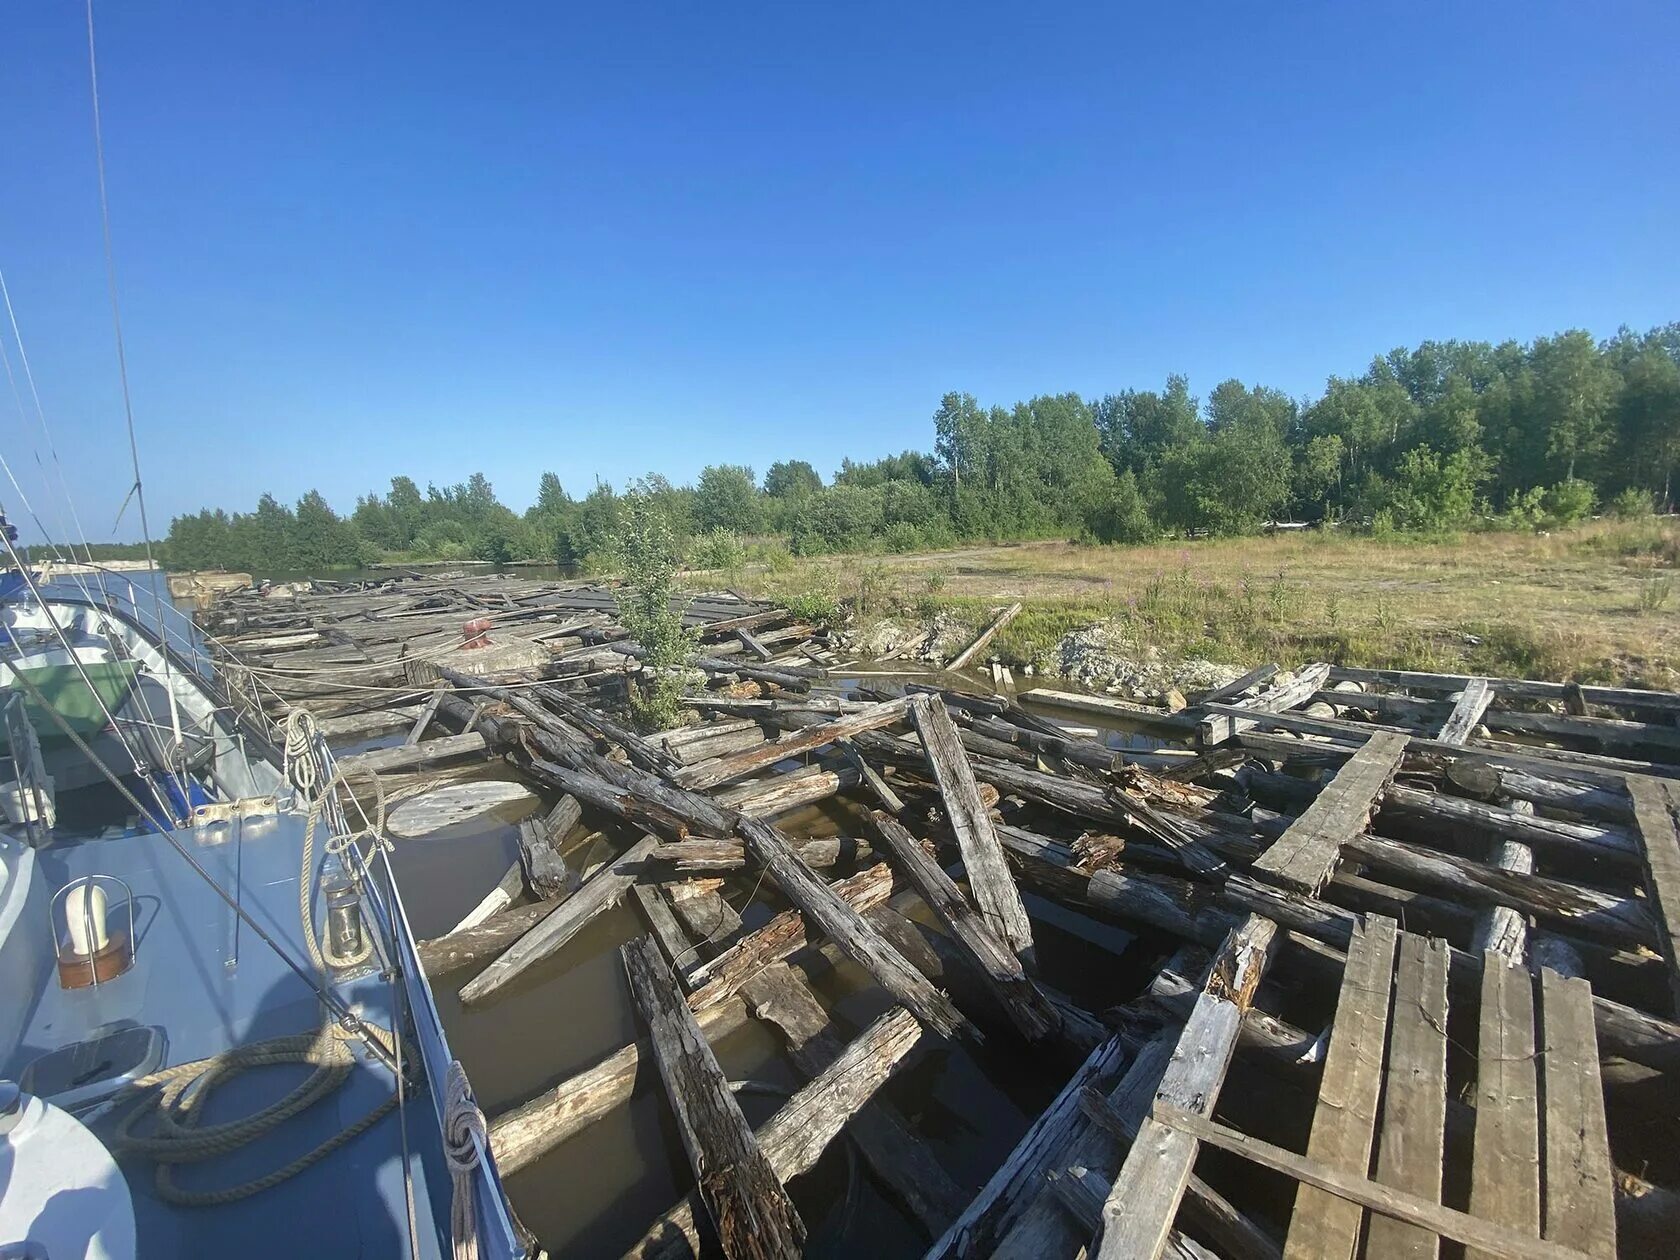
369 669 1178 1257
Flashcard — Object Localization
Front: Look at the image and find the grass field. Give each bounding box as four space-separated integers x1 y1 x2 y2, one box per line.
720 517 1680 688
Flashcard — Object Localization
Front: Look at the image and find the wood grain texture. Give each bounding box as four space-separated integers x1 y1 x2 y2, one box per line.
1252 730 1407 894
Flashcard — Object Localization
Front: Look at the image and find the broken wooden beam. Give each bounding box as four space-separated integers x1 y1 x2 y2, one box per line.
1251 730 1408 895
948 601 1022 671
621 934 806 1260
672 695 911 791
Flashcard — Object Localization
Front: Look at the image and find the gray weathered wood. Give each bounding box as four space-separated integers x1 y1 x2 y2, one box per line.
674 696 911 791
621 934 805 1260
868 811 1060 1041
1284 914 1398 1260
446 859 528 935
911 694 1036 959
460 834 659 1006
738 963 965 1237
1626 774 1680 1015
948 601 1022 670
1438 677 1494 745
632 883 701 981
838 736 905 814
737 818 969 1038
1093 913 1278 1260
1469 954 1541 1259
518 816 576 901
404 681 448 745
1199 661 1332 745
1537 967 1617 1260
1200 661 1280 705
623 1005 923 1260
1253 730 1407 894
1156 1104 1599 1260
1367 932 1450 1260
337 729 489 776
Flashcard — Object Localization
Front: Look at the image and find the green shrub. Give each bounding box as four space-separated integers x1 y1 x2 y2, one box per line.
688 528 746 570
1086 469 1156 544
612 495 697 730
1609 487 1655 519
1541 478 1596 528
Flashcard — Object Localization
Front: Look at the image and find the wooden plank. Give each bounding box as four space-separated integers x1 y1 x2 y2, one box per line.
673 695 911 790
404 681 448 745
1626 774 1680 1015
1200 661 1280 705
1283 913 1398 1260
621 935 805 1260
623 1006 923 1260
1325 664 1680 715
444 860 527 935
948 601 1022 671
1252 731 1408 895
837 736 905 814
1469 954 1541 1258
1093 913 1278 1260
1537 967 1618 1260
1438 677 1494 745
910 694 1036 960
336 730 489 776
1155 1105 1598 1260
1367 932 1450 1260
459 834 658 1006
739 963 966 1237
632 883 700 981
735 627 774 661
1017 687 1199 739
868 811 1060 1041
736 817 970 1039
1199 661 1332 745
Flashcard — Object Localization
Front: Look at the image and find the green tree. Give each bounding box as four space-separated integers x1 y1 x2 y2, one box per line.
612 492 695 729
763 460 822 498
693 464 762 533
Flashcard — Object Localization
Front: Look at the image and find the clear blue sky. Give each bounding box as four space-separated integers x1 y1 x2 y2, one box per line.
3 1 1676 543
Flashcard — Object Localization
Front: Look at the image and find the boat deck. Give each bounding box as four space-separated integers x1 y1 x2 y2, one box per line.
6 815 453 1260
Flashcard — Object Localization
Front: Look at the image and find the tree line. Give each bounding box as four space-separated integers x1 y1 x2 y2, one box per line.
158 322 1680 572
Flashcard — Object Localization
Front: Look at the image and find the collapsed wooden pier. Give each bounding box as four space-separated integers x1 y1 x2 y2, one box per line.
199 572 1680 1259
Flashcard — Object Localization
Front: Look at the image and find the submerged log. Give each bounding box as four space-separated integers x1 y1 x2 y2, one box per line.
621 935 805 1260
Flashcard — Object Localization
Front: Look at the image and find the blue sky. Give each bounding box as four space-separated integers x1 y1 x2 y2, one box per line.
2 1 1676 543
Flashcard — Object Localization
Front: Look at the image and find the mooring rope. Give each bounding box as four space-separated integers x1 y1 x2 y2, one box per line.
442 1060 487 1260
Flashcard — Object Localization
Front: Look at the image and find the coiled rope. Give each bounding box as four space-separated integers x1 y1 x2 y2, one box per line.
443 1061 487 1260
106 1022 399 1206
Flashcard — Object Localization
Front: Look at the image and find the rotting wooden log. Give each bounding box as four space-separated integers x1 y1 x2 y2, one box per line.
910 694 1037 960
1199 662 1280 705
336 730 489 776
1283 914 1399 1260
948 601 1022 670
1156 1105 1600 1260
1017 687 1199 740
687 863 898 1009
404 681 448 746
1217 874 1680 1076
868 812 1060 1041
1470 789 1534 961
1324 664 1680 717
666 879 743 948
421 897 564 977
632 884 701 980
1488 770 1635 823
536 684 683 776
1381 785 1641 866
1538 967 1618 1260
736 817 971 1039
663 725 769 766
622 1006 922 1260
1093 914 1279 1260
837 736 905 814
1438 676 1494 744
647 835 872 873
1199 661 1332 746
673 695 911 791
1626 774 1680 1015
1339 831 1659 950
735 627 774 661
518 816 577 900
445 860 529 936
1367 931 1450 1260
1469 952 1542 1259
459 835 660 1006
1252 730 1407 895
621 935 805 1260
713 763 861 817
739 963 965 1238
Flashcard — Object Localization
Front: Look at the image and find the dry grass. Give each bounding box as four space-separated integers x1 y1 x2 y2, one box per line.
723 517 1680 687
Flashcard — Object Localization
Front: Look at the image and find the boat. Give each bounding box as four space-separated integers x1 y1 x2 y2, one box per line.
0 545 523 1259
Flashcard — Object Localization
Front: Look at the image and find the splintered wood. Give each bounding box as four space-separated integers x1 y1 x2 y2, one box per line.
193 573 1680 1260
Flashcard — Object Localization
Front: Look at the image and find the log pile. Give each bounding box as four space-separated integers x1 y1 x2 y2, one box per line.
197 578 1680 1260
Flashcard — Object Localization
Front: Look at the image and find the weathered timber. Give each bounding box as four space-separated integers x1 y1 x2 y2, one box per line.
1252 730 1407 894
336 730 489 776
1199 661 1332 745
666 879 743 949
735 628 773 661
1017 687 1199 740
632 884 701 980
519 816 577 900
1367 932 1450 1260
444 860 529 935
1284 914 1398 1260
404 681 448 746
1156 1105 1600 1260
736 817 970 1039
459 834 660 1006
1438 677 1495 744
738 963 965 1237
910 694 1036 959
1218 874 1680 1077
868 811 1060 1041
1469 953 1542 1259
1324 664 1680 716
623 1006 922 1260
714 763 861 818
538 685 683 776
620 935 805 1260
837 736 906 813
1093 914 1279 1260
948 601 1022 671
1382 784 1641 866
1537 967 1618 1260
673 696 911 791
647 835 871 873
1627 774 1680 1014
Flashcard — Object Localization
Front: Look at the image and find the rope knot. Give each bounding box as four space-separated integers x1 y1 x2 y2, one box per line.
442 1060 486 1260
